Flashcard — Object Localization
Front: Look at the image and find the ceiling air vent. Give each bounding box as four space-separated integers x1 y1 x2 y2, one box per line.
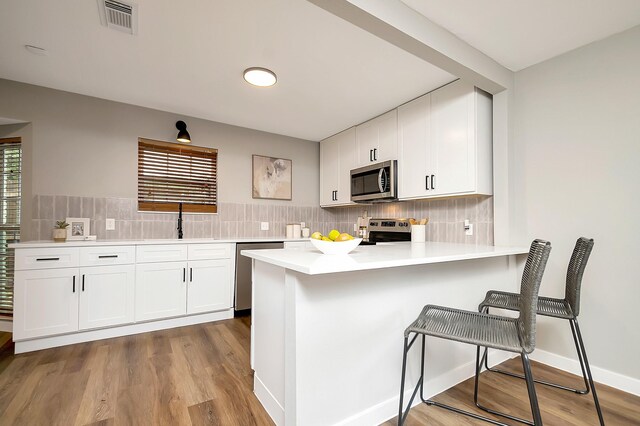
98 0 138 35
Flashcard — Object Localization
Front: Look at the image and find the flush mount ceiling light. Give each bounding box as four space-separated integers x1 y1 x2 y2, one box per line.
243 67 277 87
176 121 191 143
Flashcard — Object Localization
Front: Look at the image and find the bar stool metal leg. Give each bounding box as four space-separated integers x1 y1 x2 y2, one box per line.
572 319 605 426
398 335 543 426
480 307 591 395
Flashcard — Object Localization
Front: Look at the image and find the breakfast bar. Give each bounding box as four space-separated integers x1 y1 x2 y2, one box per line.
242 242 529 426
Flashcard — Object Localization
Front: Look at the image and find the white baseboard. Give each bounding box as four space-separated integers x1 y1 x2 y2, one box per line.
0 319 12 333
14 309 233 354
530 349 640 397
254 374 284 426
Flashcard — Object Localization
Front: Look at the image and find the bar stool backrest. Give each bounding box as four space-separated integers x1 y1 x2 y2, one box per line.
565 237 594 318
518 239 552 353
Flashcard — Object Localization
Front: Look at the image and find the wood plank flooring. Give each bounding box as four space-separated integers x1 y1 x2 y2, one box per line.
0 318 638 425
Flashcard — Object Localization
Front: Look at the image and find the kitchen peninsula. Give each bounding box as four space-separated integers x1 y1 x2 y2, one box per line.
242 242 529 426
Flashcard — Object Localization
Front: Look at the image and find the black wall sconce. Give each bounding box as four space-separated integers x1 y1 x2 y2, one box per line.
176 121 191 143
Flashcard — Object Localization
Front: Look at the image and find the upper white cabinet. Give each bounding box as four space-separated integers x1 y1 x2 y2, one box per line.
355 110 397 167
320 127 356 207
398 80 493 200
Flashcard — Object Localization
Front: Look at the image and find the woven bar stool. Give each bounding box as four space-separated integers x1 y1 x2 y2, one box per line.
479 237 604 425
398 239 551 426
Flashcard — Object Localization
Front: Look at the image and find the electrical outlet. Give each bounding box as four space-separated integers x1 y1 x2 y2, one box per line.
464 219 473 236
106 218 116 231
260 222 269 231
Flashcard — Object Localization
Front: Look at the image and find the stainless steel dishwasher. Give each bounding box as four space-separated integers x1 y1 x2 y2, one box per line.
235 242 284 313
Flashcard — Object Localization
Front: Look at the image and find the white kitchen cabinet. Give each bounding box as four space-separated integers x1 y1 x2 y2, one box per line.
398 80 492 200
13 268 79 340
355 110 397 167
135 261 188 321
136 243 234 320
320 127 356 207
187 259 231 314
79 264 135 330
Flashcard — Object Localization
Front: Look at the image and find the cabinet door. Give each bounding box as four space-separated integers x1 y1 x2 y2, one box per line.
13 269 79 340
79 265 135 330
398 93 434 199
320 134 340 206
187 259 232 314
135 262 187 321
355 110 397 166
355 116 379 166
336 127 356 204
430 80 476 195
375 110 398 163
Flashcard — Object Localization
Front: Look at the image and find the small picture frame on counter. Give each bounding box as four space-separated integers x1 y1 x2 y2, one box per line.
66 217 90 240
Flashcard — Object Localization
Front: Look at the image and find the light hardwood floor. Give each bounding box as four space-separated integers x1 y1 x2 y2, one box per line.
0 318 638 425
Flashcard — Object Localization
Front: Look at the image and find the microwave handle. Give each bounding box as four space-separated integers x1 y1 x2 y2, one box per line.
378 168 386 193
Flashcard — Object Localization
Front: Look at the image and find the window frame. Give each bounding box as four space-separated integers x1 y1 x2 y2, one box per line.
137 137 218 214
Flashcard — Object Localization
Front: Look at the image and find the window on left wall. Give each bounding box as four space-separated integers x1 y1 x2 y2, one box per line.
137 138 218 213
0 137 21 317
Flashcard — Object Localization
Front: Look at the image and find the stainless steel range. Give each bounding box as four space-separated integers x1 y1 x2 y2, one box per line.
363 218 413 245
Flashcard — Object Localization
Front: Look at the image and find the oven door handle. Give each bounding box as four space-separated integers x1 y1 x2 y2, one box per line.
378 168 387 193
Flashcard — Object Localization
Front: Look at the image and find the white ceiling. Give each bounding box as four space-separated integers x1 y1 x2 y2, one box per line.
0 0 455 141
2 1 639 141
400 0 640 71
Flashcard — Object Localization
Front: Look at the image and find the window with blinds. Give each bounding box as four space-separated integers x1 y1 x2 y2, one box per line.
0 138 21 317
138 138 218 213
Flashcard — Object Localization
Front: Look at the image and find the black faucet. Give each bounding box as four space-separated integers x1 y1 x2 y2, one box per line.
177 202 183 239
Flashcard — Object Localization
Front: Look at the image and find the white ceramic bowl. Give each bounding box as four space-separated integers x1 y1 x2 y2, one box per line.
309 237 362 255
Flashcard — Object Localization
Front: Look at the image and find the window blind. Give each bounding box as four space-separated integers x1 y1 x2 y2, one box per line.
138 138 218 213
0 138 21 317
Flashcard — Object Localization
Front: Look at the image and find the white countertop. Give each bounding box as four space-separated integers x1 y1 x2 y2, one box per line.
9 238 307 249
241 241 529 275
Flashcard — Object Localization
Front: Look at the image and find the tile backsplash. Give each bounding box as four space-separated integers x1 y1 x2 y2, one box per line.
29 195 493 245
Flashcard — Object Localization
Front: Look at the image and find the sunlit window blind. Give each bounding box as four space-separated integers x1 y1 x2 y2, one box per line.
0 138 21 317
138 138 218 213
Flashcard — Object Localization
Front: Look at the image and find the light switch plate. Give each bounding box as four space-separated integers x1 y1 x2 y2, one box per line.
260 222 269 231
106 218 116 231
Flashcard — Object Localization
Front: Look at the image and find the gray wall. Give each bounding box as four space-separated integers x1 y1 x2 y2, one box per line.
513 26 640 380
0 78 320 240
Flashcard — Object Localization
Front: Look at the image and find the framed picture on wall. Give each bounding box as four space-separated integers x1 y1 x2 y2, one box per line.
66 217 90 240
252 155 292 200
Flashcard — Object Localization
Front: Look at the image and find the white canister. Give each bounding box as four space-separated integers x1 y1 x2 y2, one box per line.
411 225 426 243
293 224 302 239
286 224 294 239
302 227 310 238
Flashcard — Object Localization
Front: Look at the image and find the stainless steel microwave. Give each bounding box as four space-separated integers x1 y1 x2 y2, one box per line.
350 160 398 203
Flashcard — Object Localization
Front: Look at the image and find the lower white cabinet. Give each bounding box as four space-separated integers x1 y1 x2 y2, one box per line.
13 242 235 351
79 264 135 330
13 268 79 340
135 261 188 322
187 259 231 314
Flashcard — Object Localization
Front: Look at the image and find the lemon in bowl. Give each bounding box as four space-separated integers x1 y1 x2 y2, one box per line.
309 236 362 255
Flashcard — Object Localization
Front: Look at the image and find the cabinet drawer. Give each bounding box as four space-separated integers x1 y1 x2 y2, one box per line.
188 243 232 260
15 247 80 271
80 246 135 266
136 244 187 263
